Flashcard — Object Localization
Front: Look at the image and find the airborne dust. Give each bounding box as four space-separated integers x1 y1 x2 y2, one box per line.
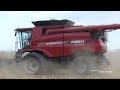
0 50 120 79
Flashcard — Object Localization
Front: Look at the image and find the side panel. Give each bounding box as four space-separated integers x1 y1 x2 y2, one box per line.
38 34 64 57
63 32 94 56
31 27 64 58
31 27 107 57
31 27 42 48
93 40 107 54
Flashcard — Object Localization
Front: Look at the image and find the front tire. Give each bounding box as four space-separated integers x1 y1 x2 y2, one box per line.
23 52 47 75
24 58 40 74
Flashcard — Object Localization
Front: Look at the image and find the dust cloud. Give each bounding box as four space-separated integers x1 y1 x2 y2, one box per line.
0 50 120 79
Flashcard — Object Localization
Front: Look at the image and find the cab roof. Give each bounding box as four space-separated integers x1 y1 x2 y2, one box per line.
15 28 33 31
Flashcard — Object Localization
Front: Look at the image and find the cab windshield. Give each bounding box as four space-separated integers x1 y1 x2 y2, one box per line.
16 30 32 49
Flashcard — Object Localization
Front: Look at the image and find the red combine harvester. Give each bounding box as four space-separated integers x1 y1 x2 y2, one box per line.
14 19 120 74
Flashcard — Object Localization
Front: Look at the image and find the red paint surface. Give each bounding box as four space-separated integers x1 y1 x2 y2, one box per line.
16 23 120 58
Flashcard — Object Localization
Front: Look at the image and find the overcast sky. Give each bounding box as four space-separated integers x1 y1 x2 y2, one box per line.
0 11 120 51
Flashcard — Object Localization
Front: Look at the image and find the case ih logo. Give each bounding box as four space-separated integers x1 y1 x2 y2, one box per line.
71 40 85 44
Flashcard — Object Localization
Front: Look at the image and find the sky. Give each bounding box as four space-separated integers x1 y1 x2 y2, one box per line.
0 11 120 51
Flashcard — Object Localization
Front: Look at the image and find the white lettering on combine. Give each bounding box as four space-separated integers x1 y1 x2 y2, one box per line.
71 40 84 44
46 41 63 45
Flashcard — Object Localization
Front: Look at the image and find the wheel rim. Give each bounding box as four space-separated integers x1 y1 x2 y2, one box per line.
72 57 87 74
24 59 39 74
76 63 87 73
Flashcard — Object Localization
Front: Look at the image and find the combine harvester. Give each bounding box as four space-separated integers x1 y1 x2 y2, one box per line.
14 19 119 74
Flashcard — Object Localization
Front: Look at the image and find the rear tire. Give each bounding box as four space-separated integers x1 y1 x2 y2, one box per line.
72 56 91 75
97 55 110 71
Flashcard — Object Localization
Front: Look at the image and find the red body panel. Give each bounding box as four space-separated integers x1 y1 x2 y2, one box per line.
63 32 92 56
31 28 107 58
31 27 64 57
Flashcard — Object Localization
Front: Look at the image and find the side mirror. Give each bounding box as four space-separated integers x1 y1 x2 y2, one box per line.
15 31 17 36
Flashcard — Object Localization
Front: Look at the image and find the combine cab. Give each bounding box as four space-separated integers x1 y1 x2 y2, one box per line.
15 19 119 74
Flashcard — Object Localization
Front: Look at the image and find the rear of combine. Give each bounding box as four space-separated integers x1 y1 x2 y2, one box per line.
15 19 117 75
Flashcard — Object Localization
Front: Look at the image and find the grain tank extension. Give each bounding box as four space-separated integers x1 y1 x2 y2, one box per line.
14 19 120 74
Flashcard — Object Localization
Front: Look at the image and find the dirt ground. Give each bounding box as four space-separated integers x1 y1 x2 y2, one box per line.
0 51 120 79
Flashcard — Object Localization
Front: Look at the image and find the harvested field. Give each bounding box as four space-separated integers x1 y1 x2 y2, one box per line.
0 50 120 79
